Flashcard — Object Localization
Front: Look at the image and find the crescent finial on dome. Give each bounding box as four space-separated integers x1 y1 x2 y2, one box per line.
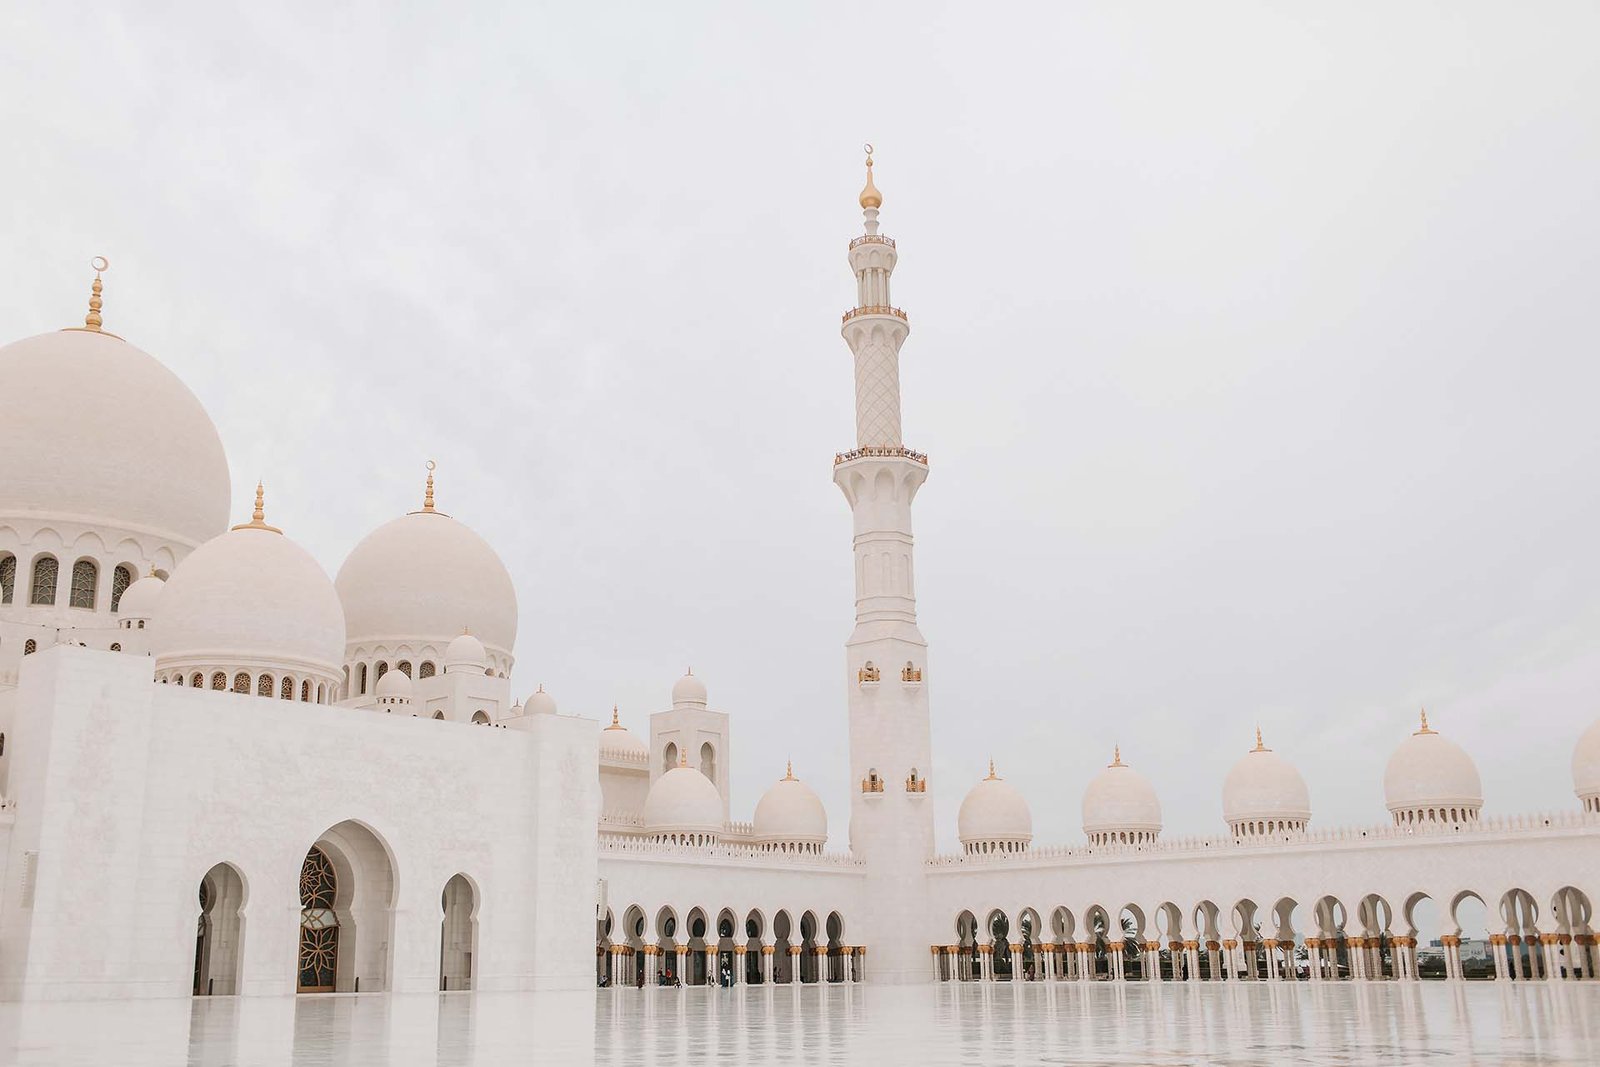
1416 708 1435 735
607 704 622 729
1253 726 1269 752
985 757 1000 781
62 256 124 339
231 481 282 534
1109 745 1124 768
859 144 882 210
423 460 436 512
784 759 796 781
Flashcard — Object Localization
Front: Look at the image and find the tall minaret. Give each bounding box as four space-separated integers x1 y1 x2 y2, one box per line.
834 146 935 984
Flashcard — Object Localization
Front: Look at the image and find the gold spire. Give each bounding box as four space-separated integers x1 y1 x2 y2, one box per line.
783 759 796 781
606 705 623 730
84 256 106 330
1109 745 1125 768
63 256 123 339
1415 708 1436 735
1252 726 1269 753
230 481 282 533
858 143 882 209
422 460 436 512
984 758 1000 781
678 751 688 768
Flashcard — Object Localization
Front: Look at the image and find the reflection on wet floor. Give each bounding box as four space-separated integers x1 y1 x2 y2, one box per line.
0 980 1593 1065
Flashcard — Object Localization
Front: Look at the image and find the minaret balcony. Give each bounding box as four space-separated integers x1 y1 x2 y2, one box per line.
841 305 907 324
849 234 896 250
834 445 929 467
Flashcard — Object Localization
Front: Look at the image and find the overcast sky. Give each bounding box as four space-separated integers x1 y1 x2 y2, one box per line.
4 3 1599 850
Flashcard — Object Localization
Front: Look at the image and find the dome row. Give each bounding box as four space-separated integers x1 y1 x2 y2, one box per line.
959 713 1506 853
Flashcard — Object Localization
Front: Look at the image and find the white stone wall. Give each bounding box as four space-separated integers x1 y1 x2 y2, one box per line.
0 645 598 1000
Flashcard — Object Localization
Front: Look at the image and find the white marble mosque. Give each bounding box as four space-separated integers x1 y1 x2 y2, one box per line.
0 153 1597 1012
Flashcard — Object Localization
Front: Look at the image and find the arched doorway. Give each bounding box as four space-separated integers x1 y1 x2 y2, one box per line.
297 847 339 993
296 821 397 993
193 862 246 996
440 873 477 991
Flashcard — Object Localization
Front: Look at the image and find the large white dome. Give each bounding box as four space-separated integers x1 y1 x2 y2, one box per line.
1222 730 1311 836
752 764 828 851
0 328 230 548
671 671 707 707
335 507 517 666
1573 718 1600 812
642 762 724 840
957 762 1033 854
1082 748 1162 845
150 495 345 690
1383 711 1483 825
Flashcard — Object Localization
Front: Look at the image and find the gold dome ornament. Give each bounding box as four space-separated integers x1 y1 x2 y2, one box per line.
859 143 882 209
63 256 124 339
231 481 283 534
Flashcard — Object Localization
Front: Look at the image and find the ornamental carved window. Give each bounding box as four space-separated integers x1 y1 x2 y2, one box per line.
357 664 368 694
300 680 311 702
23 640 36 655
901 661 922 682
396 660 412 678
417 661 436 679
191 672 204 689
30 556 58 605
211 672 227 691
858 661 880 683
110 565 132 612
0 554 15 604
258 674 275 697
297 847 339 993
280 677 295 700
69 560 97 609
232 672 250 694
110 642 121 653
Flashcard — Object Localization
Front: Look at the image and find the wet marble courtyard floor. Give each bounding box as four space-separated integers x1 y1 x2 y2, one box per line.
0 981 1594 1065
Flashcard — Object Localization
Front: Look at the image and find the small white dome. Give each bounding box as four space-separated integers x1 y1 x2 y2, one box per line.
375 669 413 699
444 631 487 674
335 505 517 665
0 328 231 550
671 670 707 707
642 760 723 838
150 499 344 687
957 762 1033 853
525 686 557 716
1573 718 1600 808
117 572 166 620
1222 730 1311 833
1082 748 1162 844
1383 711 1483 823
752 763 828 849
600 707 646 758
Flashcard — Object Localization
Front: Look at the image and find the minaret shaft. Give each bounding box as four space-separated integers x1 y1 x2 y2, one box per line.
835 149 935 984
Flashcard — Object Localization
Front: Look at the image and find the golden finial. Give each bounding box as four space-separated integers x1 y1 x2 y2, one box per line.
64 256 123 338
231 481 282 533
1415 708 1436 735
858 143 882 210
422 460 436 512
984 758 1000 781
678 752 688 768
1109 745 1125 768
84 256 107 330
1252 726 1269 753
606 705 622 729
784 759 796 781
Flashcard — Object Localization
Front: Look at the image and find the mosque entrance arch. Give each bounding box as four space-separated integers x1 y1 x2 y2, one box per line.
295 820 397 993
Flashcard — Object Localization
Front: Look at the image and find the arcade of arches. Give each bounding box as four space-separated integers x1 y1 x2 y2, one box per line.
934 887 1600 983
596 906 862 987
188 821 482 996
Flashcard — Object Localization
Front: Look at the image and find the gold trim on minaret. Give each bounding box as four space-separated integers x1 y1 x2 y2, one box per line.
231 482 283 533
859 143 882 209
